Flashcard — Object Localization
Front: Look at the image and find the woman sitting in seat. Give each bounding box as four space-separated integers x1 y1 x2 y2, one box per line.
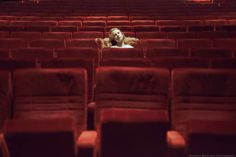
96 28 139 48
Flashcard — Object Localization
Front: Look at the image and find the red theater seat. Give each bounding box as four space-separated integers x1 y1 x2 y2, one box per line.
134 25 158 32
41 59 95 102
213 39 236 49
101 48 144 59
211 58 236 68
0 49 10 58
98 108 169 157
195 31 231 38
51 26 77 32
11 47 54 61
95 67 170 126
159 25 186 32
190 48 233 58
58 20 82 26
0 70 11 131
29 39 65 48
177 39 213 48
150 57 209 69
42 32 72 39
66 39 98 48
79 26 105 32
187 120 236 155
100 58 150 67
215 24 236 32
12 68 87 134
72 31 104 39
188 25 214 32
0 39 28 48
136 32 167 39
3 119 77 157
167 32 196 39
146 48 189 58
143 39 176 48
10 32 41 40
82 21 106 27
55 48 99 64
171 68 236 136
131 20 155 26
0 31 9 38
0 59 36 71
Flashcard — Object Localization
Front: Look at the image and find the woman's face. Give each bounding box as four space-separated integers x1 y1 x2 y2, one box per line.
111 29 124 43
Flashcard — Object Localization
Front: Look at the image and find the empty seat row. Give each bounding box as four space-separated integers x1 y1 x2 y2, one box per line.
1 38 236 49
1 24 236 33
1 67 235 157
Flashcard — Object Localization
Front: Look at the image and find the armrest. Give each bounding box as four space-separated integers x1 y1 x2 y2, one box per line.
77 131 97 157
167 131 186 157
0 133 10 157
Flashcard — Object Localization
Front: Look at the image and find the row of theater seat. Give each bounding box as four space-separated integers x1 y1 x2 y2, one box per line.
1 31 236 39
0 67 235 157
1 47 236 59
0 24 236 32
0 38 236 49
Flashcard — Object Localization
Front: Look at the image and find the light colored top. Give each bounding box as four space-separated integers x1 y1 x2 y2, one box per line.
111 44 134 48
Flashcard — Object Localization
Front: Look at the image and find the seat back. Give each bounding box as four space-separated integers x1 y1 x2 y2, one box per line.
12 68 87 134
171 68 236 135
95 67 170 126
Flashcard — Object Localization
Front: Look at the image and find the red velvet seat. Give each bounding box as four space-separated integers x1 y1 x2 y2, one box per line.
58 20 82 26
150 57 209 69
133 25 158 32
143 39 176 48
11 47 54 61
177 39 213 48
42 32 72 39
0 70 11 131
100 58 150 67
0 39 27 49
190 48 233 58
12 68 87 134
41 59 95 103
171 68 236 137
10 32 41 40
136 32 167 39
0 31 9 38
106 20 130 26
0 59 36 71
55 48 99 65
72 31 104 39
211 58 236 68
3 119 77 157
51 26 78 32
29 39 65 48
146 48 189 58
98 108 169 157
167 32 196 39
159 25 186 32
131 20 155 26
213 38 236 49
0 49 10 58
188 25 214 32
66 39 98 48
95 67 170 126
82 21 106 27
101 48 144 59
187 120 236 155
79 26 105 32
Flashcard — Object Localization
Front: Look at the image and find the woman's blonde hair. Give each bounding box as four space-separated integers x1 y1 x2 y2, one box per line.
96 28 139 48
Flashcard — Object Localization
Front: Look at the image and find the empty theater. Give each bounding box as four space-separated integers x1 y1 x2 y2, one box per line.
0 0 236 156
